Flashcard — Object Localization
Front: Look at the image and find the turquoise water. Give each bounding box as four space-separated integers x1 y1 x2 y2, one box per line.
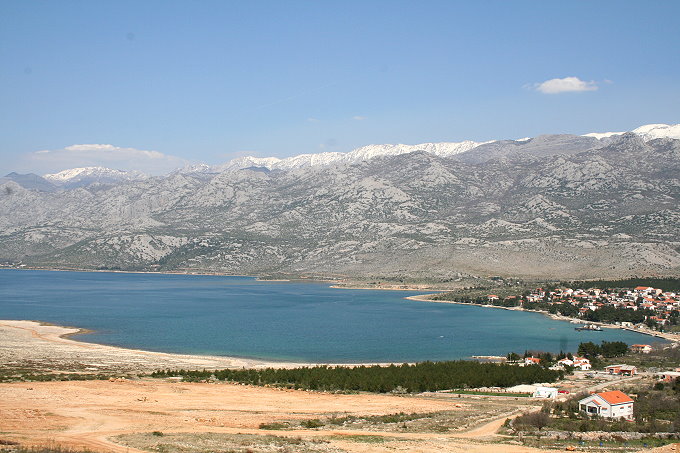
0 269 662 363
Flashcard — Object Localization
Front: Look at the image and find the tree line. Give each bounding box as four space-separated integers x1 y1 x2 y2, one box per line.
566 277 680 292
577 340 628 359
151 360 563 393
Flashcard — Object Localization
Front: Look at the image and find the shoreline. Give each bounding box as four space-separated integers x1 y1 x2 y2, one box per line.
1 269 676 372
0 320 311 372
330 284 444 292
1 267 451 290
0 320 411 373
406 294 680 343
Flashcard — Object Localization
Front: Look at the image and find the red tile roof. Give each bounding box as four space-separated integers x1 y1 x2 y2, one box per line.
597 390 633 405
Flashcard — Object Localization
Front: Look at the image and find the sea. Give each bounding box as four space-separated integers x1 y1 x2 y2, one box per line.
0 269 663 363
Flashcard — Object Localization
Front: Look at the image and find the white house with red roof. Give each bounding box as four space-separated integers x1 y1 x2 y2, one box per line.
573 357 591 370
631 344 652 354
556 356 591 370
634 286 661 296
579 390 634 420
524 357 541 366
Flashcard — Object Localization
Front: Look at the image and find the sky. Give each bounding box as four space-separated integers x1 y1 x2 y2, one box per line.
1 1 679 176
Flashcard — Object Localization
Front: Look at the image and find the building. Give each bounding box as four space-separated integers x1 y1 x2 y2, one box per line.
605 364 637 376
631 344 652 354
556 357 591 371
557 358 573 368
578 390 634 420
532 386 558 399
656 371 680 383
573 357 591 370
524 357 541 366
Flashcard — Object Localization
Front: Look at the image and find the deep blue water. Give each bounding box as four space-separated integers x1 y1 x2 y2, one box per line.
0 269 662 363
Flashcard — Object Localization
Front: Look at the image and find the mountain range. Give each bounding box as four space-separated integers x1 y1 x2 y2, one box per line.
1 123 678 281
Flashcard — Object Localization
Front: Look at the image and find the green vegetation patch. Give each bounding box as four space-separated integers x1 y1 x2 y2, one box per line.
0 370 124 383
567 277 680 292
151 360 563 393
264 412 439 432
327 434 387 443
113 432 345 453
261 402 541 435
600 344 680 369
3 446 98 453
447 390 531 397
518 436 677 452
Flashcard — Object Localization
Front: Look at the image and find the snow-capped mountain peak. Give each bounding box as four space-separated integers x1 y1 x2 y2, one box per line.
36 123 680 181
584 123 680 141
189 140 493 175
631 123 680 140
44 166 148 186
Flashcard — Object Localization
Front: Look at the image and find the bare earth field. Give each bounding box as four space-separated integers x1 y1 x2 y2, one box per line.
1 321 677 453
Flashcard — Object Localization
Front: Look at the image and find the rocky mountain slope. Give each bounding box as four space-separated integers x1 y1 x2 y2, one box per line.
0 173 57 192
1 132 678 280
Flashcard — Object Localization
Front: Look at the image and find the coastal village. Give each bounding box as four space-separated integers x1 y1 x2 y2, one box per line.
488 285 680 331
428 282 680 447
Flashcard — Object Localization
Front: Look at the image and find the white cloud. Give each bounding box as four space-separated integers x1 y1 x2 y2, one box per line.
18 143 189 176
64 144 117 151
352 115 367 121
531 76 599 94
307 117 320 123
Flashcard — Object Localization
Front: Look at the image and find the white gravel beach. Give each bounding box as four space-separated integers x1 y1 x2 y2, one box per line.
0 320 306 374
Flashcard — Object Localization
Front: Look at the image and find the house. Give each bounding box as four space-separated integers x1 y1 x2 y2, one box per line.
573 357 591 371
634 286 655 293
524 357 541 365
578 390 634 420
656 371 680 383
630 344 652 354
557 358 574 368
532 386 558 399
634 286 661 296
605 364 637 376
556 357 591 371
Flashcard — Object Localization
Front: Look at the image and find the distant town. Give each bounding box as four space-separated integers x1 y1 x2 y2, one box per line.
519 285 679 330
434 283 680 337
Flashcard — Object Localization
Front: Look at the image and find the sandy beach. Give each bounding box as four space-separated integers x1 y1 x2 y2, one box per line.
0 320 309 374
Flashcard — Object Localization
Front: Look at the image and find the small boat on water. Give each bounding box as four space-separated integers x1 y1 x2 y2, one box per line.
575 324 602 331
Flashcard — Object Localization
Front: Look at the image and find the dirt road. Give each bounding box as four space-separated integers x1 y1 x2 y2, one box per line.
0 379 550 453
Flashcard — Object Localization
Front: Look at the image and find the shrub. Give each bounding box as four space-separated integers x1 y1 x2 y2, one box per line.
513 412 550 431
301 419 324 429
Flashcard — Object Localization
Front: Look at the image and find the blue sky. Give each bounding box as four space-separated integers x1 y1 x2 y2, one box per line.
1 0 679 175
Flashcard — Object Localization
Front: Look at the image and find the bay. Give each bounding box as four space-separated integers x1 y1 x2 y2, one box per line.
0 269 662 363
